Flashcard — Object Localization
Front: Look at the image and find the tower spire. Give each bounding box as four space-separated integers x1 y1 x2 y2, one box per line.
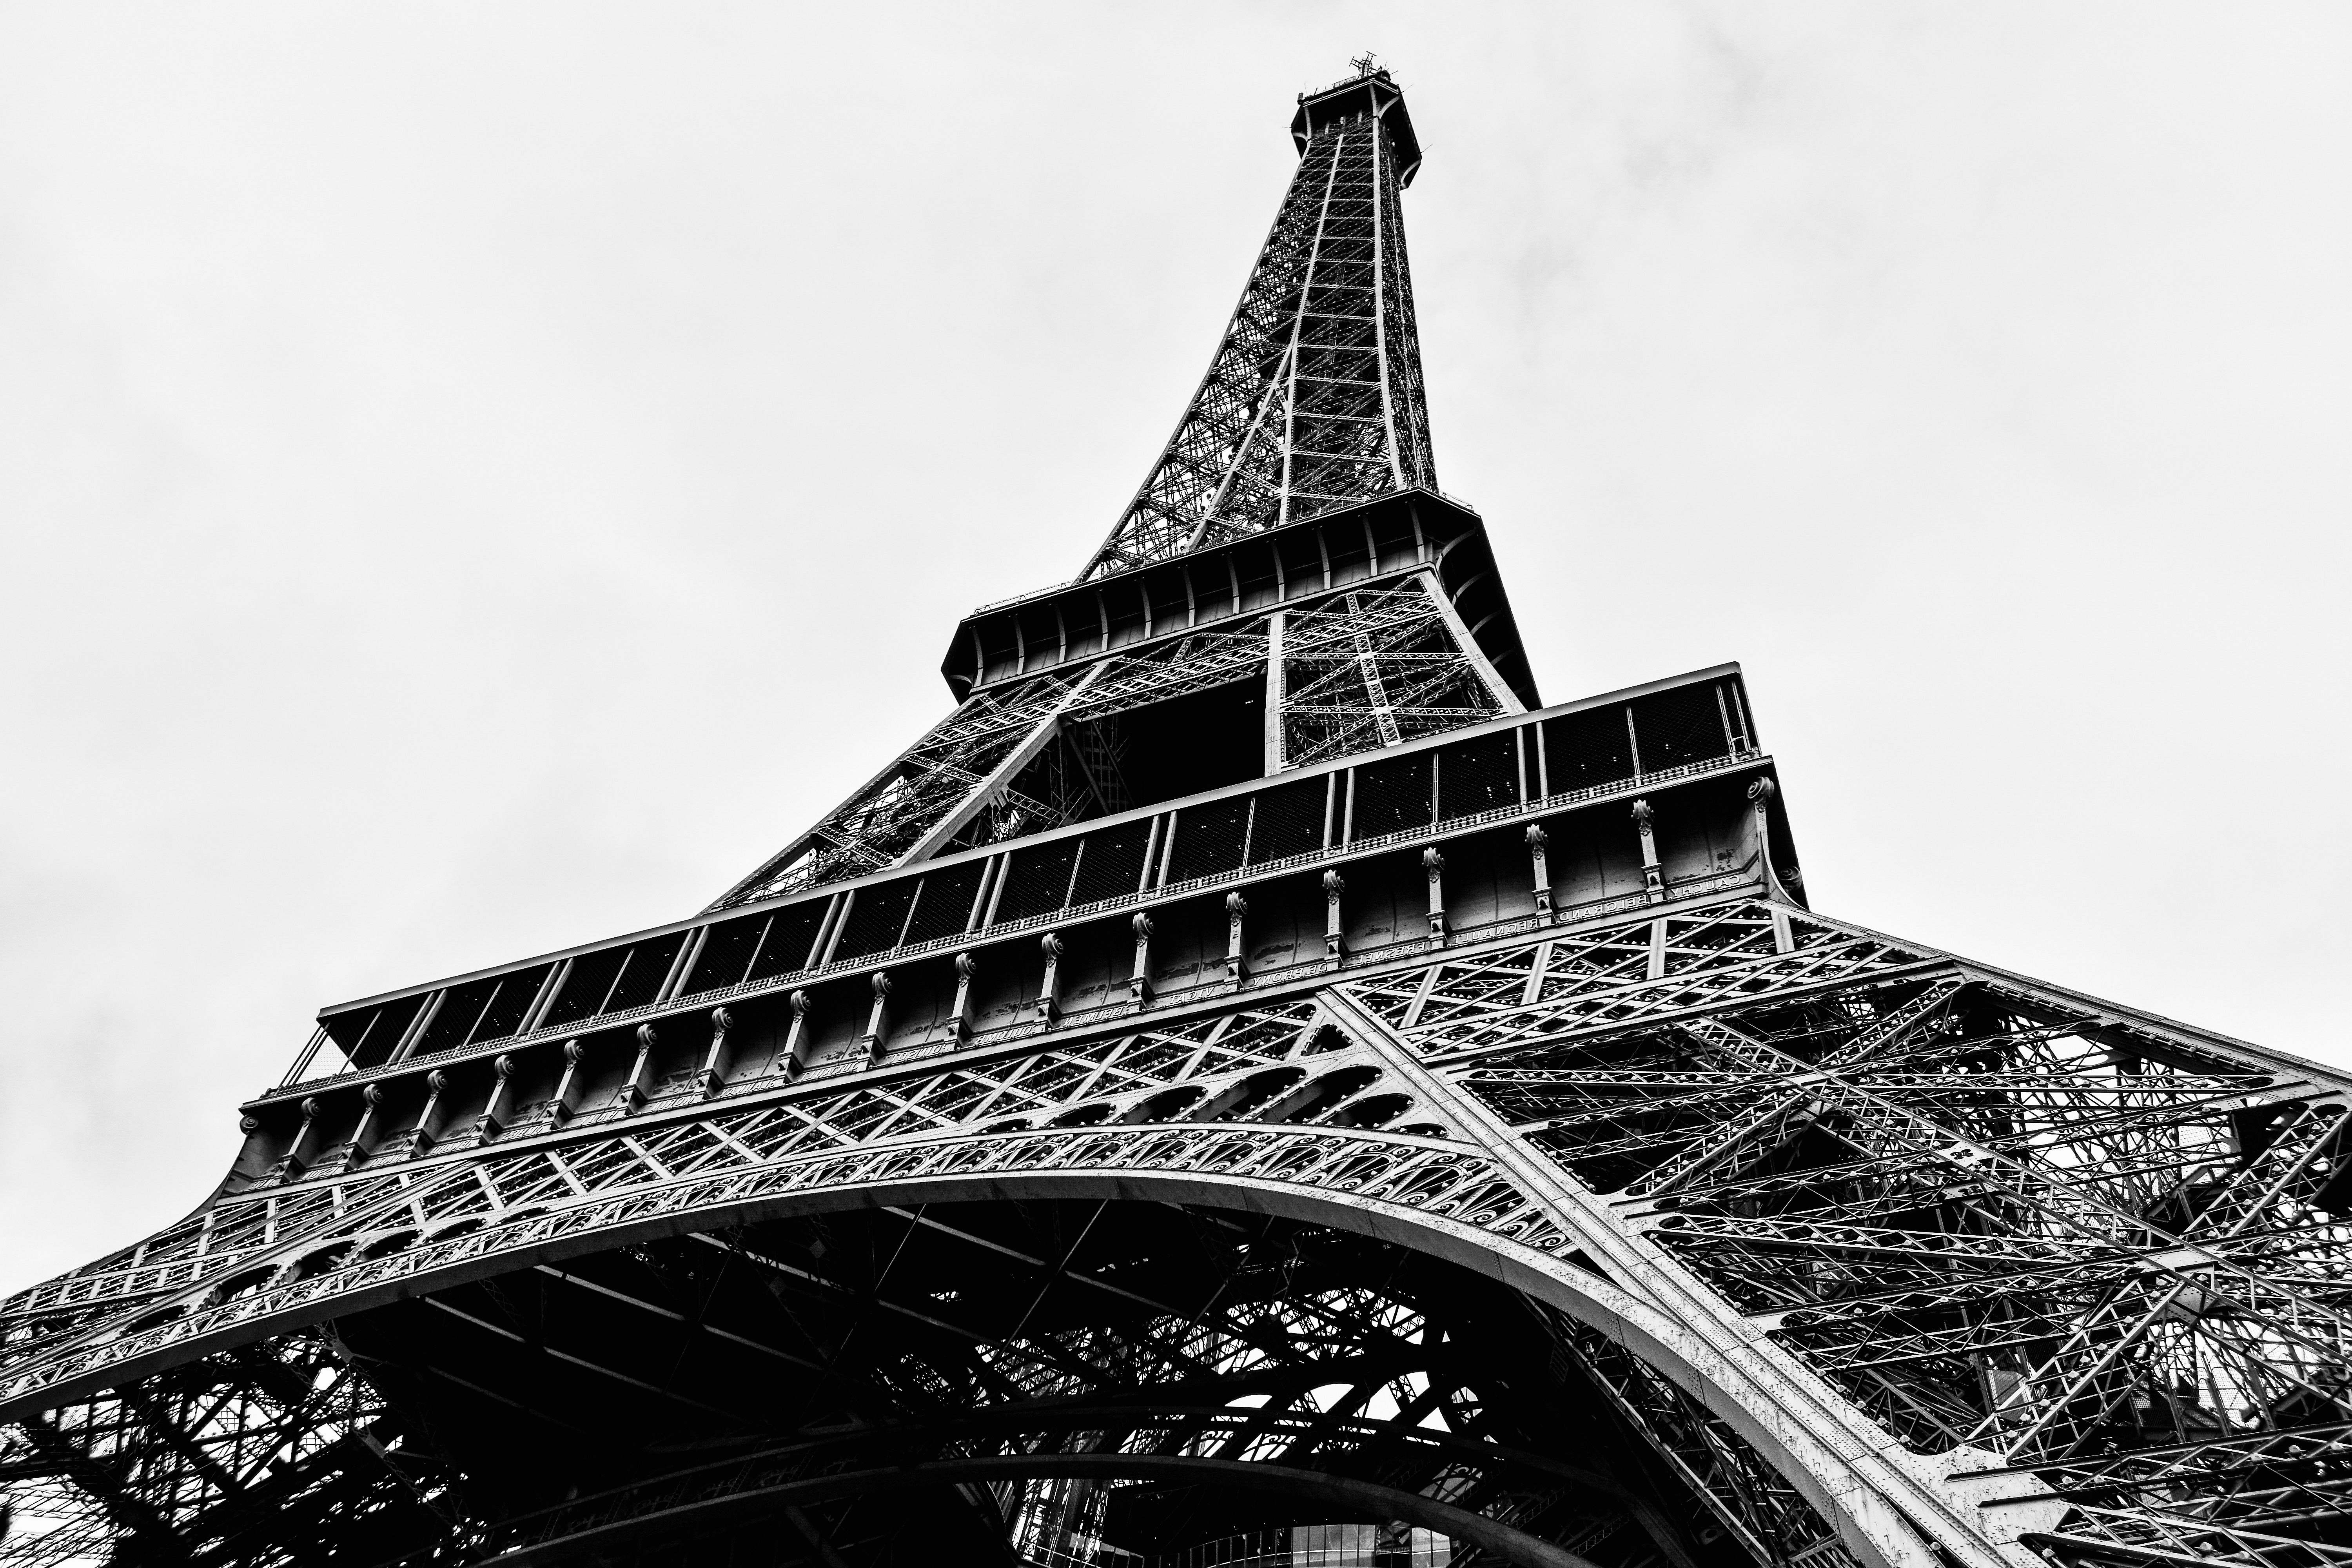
1079 65 1434 581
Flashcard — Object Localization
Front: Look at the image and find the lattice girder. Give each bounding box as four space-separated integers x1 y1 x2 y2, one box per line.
1081 69 1434 581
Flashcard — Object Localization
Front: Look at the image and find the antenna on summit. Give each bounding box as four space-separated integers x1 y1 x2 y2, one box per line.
1349 51 1381 77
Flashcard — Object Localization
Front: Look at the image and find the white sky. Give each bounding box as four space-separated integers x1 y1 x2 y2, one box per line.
2 4 2347 1295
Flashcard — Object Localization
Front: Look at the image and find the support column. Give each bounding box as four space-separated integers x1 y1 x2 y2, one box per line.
1750 777 1796 952
273 1097 324 1180
1224 893 1249 984
1037 933 1064 1023
1525 823 1553 920
781 990 814 1078
1321 988 2027 1568
696 1007 735 1098
949 953 979 1042
1129 913 1155 1004
1422 847 1448 943
1263 610 1287 774
859 974 892 1066
1632 799 1665 904
615 1024 657 1114
475 1054 516 1140
335 1085 384 1171
547 1039 585 1127
1322 869 1347 960
405 1074 447 1158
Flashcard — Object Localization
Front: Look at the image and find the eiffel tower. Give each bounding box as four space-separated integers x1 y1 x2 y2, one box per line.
5 60 2348 1568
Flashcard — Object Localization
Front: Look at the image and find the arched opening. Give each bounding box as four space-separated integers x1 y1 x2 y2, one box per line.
317 1197 1853 1568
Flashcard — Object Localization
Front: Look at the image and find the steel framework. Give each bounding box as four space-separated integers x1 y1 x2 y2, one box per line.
1080 67 1434 581
5 59 2346 1568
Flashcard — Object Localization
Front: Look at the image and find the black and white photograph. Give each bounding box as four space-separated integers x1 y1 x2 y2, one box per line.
2 7 2348 1566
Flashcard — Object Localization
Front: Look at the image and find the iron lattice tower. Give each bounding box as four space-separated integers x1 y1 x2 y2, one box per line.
5 63 2348 1568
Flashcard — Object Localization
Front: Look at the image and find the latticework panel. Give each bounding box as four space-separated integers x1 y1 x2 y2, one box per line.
1559 1316 1862 1568
710 569 1519 910
1278 578 1510 767
9 897 2349 1568
713 669 1090 908
1390 903 2352 1568
0 1334 457 1568
1082 88 1433 581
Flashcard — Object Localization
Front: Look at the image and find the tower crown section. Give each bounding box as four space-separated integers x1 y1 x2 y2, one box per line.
1291 65 1421 185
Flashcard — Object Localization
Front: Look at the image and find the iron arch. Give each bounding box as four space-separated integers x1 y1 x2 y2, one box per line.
1 1124 1932 1568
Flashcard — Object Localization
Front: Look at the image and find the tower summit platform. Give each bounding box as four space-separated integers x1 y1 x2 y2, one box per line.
1292 60 1422 185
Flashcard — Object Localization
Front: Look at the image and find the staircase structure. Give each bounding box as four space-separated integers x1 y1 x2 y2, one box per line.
4 62 2348 1568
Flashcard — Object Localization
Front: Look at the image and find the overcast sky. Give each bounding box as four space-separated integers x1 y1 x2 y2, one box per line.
2 4 2347 1295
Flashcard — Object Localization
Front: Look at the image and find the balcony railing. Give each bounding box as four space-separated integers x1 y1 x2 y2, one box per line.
274 667 1762 1099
